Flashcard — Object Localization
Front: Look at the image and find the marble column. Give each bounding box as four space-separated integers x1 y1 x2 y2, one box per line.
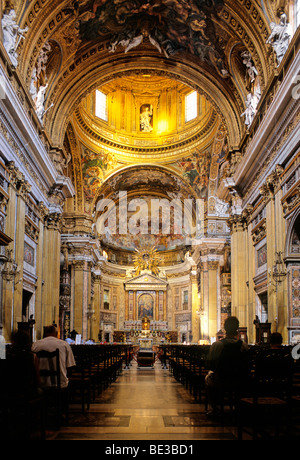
208 261 220 338
156 291 159 321
163 290 167 322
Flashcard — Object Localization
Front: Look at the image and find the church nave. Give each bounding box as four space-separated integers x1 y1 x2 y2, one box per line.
51 361 238 441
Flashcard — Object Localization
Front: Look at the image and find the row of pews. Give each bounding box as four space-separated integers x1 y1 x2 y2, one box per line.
159 345 210 402
68 344 133 412
0 343 134 440
159 343 300 439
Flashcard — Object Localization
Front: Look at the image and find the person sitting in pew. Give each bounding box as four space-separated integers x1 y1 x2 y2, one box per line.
269 332 283 350
32 325 76 388
205 316 250 416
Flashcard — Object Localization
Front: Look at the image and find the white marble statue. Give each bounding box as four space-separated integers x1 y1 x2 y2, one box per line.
241 51 258 83
252 82 261 110
124 34 144 53
36 41 51 79
149 34 163 54
241 93 257 127
35 84 48 121
2 9 28 67
266 13 292 66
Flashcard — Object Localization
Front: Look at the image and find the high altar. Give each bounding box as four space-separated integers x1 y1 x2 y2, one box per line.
120 248 171 347
124 270 168 323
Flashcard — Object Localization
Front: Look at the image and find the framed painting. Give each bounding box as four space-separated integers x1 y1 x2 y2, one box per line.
138 293 154 320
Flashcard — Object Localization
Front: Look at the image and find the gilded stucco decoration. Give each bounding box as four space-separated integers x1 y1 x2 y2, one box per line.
133 247 160 277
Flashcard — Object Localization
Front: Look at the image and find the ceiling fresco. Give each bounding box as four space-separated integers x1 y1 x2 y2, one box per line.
77 0 228 76
95 165 197 202
17 0 276 150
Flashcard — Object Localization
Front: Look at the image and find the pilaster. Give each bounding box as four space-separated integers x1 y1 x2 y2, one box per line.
41 211 62 328
92 271 101 341
227 205 252 329
191 265 199 343
2 162 31 339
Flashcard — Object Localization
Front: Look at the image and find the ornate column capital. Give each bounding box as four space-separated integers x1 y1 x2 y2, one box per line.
7 161 31 201
48 185 65 207
44 212 63 232
72 259 86 271
260 164 284 203
241 204 254 223
1 248 20 283
38 201 49 219
227 214 248 233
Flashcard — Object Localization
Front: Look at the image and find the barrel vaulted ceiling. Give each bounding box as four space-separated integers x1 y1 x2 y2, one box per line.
15 0 277 148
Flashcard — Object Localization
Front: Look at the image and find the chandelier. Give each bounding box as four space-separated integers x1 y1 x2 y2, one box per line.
269 251 287 284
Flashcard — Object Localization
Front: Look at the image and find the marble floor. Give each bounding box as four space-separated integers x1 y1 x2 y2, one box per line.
51 362 240 441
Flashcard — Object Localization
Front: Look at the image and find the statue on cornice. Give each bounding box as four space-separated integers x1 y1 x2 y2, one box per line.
2 8 28 67
34 84 53 124
35 84 48 121
240 49 261 129
215 197 230 217
241 51 258 84
241 93 257 128
266 13 292 66
240 80 261 128
36 42 52 80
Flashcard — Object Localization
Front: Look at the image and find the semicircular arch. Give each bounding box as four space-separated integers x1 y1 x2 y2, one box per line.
46 52 243 150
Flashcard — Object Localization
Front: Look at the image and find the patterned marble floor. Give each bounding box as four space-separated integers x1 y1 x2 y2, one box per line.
51 362 239 441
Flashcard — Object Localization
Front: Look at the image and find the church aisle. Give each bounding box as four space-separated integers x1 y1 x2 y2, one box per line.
52 362 238 441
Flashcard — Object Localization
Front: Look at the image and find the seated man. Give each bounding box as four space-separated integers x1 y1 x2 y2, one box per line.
32 325 76 388
205 316 250 415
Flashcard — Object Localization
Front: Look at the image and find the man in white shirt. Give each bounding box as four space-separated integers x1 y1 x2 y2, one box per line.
32 325 76 388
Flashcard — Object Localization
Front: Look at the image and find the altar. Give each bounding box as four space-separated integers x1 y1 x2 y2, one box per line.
123 261 169 360
138 337 153 350
136 317 156 367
